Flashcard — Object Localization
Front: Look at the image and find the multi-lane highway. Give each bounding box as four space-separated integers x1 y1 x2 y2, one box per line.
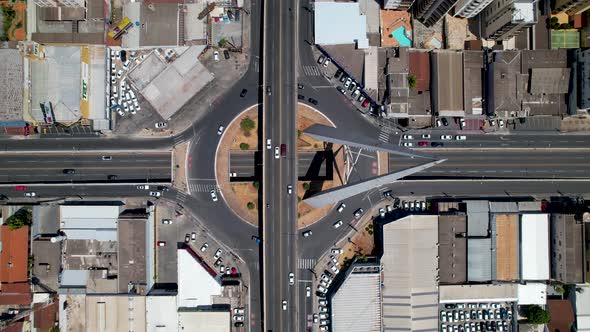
262 0 299 330
0 152 172 183
390 149 590 178
230 150 328 179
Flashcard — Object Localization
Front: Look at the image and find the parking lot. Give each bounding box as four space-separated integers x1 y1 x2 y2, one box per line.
440 302 514 332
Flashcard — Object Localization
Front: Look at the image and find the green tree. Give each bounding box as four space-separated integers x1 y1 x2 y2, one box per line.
246 202 255 210
302 182 310 190
559 23 571 29
239 142 250 150
297 197 302 203
240 117 256 133
6 208 32 230
551 16 559 24
252 181 260 189
524 305 551 324
408 75 417 89
297 130 303 138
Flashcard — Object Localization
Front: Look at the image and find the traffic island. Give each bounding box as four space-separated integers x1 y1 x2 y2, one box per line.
214 104 347 228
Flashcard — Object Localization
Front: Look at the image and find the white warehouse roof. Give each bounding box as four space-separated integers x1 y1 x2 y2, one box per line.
60 205 120 241
314 2 369 48
146 295 178 331
517 283 547 305
177 248 221 308
520 214 549 280
331 265 381 332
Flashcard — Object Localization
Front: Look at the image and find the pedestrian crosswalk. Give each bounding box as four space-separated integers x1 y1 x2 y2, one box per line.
252 61 260 73
298 258 317 270
176 191 188 202
188 182 218 193
174 135 190 146
301 65 323 76
378 130 390 143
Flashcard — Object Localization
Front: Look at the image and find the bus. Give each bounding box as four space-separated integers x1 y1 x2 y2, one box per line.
108 17 133 40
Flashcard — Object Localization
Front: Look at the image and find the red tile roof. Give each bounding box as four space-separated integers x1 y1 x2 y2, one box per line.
0 282 31 305
409 52 430 92
6 321 24 332
34 301 58 330
0 225 29 283
547 299 574 332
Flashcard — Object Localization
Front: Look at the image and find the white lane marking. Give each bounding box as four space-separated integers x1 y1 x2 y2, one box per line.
297 258 316 269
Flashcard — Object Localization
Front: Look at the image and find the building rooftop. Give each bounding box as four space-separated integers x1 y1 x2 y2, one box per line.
466 200 490 237
146 295 178 330
463 51 484 115
0 49 23 122
32 239 61 292
438 215 467 284
381 215 438 331
409 51 430 92
0 282 32 305
178 310 230 332
331 264 382 332
468 238 493 282
60 205 120 241
314 2 369 48
517 283 547 305
117 218 147 294
123 3 180 47
550 214 583 283
33 301 58 331
547 299 575 332
85 295 147 332
0 225 29 283
520 214 549 280
575 285 590 332
439 284 517 303
177 248 221 308
432 50 464 116
494 214 519 281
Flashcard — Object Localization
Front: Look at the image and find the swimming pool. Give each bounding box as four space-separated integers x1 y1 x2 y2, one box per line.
391 26 412 47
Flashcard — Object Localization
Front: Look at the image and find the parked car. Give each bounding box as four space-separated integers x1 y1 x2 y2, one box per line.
317 55 325 64
337 203 346 212
323 58 331 67
25 192 36 197
333 220 343 228
200 243 209 252
213 51 220 61
217 125 225 135
331 248 343 254
155 122 167 128
302 230 312 237
149 191 161 197
191 232 197 242
353 208 364 218
308 97 318 105
223 50 230 59
157 241 166 247
441 135 453 140
214 249 223 259
162 219 172 225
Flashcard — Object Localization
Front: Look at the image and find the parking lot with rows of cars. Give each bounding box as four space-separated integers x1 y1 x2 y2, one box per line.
108 49 146 117
441 303 514 332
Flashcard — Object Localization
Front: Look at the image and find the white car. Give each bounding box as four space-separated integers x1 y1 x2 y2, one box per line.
337 203 346 212
302 230 312 237
200 243 209 252
117 109 125 116
155 122 167 128
282 300 287 311
117 70 123 79
402 201 409 209
436 119 442 127
217 125 225 135
123 60 130 69
498 119 505 128
129 90 136 99
409 201 415 210
123 101 129 113
379 208 385 217
233 315 244 321
441 135 453 140
331 248 343 254
289 272 294 285
129 105 136 114
455 135 467 140
233 308 245 315
266 138 272 149
344 77 352 88
162 219 172 224
133 99 139 108
323 58 331 67
317 285 327 293
25 192 36 197
149 191 161 197
210 190 218 202
403 142 413 147
191 232 196 241
287 185 292 195
306 286 311 297
274 146 280 159
214 249 223 259
333 220 343 228
422 134 431 139
402 134 413 140
330 265 340 274
320 326 328 331
137 185 150 190
421 201 426 210
459 118 466 129
111 76 116 85
318 306 328 313
124 91 130 100
213 51 220 61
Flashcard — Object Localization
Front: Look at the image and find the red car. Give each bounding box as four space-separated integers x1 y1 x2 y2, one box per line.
418 141 429 146
361 100 370 108
280 144 286 157
157 241 166 247
14 186 26 191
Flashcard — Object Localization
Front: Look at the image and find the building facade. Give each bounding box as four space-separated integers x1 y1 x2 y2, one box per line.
383 0 416 10
482 0 537 40
413 0 459 27
33 0 84 7
554 0 590 15
454 0 494 18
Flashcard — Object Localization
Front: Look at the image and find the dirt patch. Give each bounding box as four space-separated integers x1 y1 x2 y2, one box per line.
230 111 259 150
297 105 333 150
340 219 376 265
228 182 259 223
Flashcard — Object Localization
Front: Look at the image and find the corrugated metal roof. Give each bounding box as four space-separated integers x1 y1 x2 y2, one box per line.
439 284 517 303
467 238 492 282
521 214 549 280
331 265 381 332
517 283 547 305
381 215 439 331
409 51 430 92
466 201 490 236
60 270 89 287
489 202 518 213
438 215 467 284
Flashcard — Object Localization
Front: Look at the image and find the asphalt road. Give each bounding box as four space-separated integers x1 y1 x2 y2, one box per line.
262 0 298 330
0 152 172 183
230 151 327 178
390 149 590 178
